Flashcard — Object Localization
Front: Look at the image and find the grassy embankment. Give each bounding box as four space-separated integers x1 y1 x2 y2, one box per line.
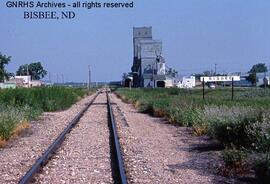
116 88 270 181
0 87 94 146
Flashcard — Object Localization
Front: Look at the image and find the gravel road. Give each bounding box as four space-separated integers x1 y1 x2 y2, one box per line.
34 92 113 183
0 93 97 184
110 93 239 184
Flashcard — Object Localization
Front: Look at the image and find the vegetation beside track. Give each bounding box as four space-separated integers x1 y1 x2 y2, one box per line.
0 87 95 146
116 88 270 181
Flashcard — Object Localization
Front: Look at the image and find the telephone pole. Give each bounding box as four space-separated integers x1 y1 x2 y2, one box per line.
61 74 64 84
88 65 91 90
27 64 29 76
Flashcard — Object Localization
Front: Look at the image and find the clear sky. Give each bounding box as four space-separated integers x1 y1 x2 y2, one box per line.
1 0 270 82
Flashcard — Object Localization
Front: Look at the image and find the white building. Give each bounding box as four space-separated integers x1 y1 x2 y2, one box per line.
15 76 31 87
177 76 196 89
31 80 43 87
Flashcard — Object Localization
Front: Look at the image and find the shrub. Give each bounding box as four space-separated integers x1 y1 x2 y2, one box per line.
138 102 154 114
222 147 247 167
248 121 270 152
0 115 17 140
206 106 264 148
0 87 87 141
0 105 30 140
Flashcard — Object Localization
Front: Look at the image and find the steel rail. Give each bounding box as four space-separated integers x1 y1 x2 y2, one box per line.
18 92 100 184
106 92 128 184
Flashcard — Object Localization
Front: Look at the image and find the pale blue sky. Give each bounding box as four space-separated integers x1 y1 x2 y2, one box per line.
1 0 269 82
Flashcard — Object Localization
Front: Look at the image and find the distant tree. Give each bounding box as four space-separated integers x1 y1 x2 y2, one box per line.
246 72 257 86
0 52 11 82
16 62 47 80
122 72 128 80
203 70 211 76
193 73 202 80
194 70 213 80
249 63 268 73
246 63 267 86
8 72 14 78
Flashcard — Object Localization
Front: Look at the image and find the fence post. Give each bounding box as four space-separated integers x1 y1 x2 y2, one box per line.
232 77 234 101
264 71 267 89
203 78 205 100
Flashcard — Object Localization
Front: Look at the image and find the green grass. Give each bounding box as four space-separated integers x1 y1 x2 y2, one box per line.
0 87 88 111
0 87 93 141
116 87 270 177
116 88 270 148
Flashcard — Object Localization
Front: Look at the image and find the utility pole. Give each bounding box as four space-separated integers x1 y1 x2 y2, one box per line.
214 63 217 86
152 63 155 88
61 74 64 84
27 64 29 76
56 74 59 84
88 65 91 90
232 77 234 101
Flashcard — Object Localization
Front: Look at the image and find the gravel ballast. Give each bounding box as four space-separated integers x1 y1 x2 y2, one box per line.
34 92 113 183
0 93 97 184
0 90 243 184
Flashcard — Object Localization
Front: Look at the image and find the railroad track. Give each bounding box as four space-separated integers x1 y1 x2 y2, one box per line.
19 89 127 184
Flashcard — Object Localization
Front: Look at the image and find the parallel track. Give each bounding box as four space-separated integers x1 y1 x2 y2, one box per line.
18 90 127 184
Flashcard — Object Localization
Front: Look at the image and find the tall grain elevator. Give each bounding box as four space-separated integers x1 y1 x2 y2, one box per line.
132 27 170 88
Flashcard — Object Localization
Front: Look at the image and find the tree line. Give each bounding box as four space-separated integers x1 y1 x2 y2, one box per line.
0 52 47 82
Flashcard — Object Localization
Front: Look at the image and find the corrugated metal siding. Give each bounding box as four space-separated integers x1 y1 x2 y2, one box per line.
139 40 162 59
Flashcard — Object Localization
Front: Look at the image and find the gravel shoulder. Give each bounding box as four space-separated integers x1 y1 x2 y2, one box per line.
110 93 239 184
0 93 97 184
34 92 113 184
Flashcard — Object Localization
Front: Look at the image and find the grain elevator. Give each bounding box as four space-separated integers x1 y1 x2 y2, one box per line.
131 27 175 88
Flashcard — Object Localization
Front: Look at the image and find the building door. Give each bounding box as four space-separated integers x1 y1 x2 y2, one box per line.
124 79 132 87
156 81 165 88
